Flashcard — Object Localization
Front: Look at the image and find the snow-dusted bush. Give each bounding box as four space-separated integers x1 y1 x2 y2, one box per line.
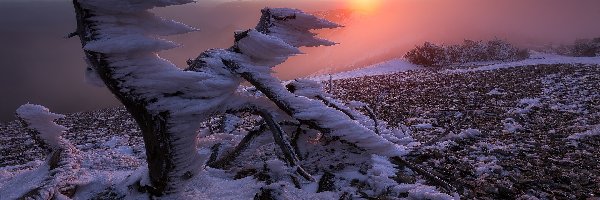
404 42 449 67
571 38 600 57
545 37 600 57
405 39 529 67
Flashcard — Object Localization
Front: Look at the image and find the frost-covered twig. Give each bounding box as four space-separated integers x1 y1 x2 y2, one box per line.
211 100 314 180
207 143 223 165
291 124 304 159
313 95 358 120
420 111 469 147
258 108 315 181
361 105 381 135
14 104 82 200
209 123 267 169
390 157 457 195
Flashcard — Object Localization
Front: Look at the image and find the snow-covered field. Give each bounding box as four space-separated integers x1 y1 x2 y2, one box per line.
1 54 600 199
309 59 422 81
330 59 600 199
311 51 600 82
449 51 600 72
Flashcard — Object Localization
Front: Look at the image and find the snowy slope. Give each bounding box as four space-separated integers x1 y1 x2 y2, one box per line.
310 52 600 82
2 54 600 199
0 62 600 199
309 59 422 81
449 52 600 72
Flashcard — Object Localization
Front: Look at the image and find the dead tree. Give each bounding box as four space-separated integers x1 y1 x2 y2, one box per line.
70 0 344 196
70 0 455 198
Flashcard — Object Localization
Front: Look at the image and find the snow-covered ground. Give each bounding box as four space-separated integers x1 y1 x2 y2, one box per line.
2 54 600 199
310 52 600 82
330 63 600 199
309 59 422 81
449 52 600 72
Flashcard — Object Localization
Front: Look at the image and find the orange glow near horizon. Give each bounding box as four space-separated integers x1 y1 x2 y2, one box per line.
348 0 383 13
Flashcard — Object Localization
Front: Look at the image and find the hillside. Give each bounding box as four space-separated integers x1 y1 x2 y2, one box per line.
1 57 600 199
332 63 600 199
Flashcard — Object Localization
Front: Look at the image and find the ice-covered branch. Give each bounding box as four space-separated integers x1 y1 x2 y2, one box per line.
221 60 407 157
13 104 82 200
209 123 267 169
255 8 341 48
17 104 68 151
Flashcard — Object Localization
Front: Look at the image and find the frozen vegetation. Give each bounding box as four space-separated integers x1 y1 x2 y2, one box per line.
2 55 599 199
1 0 450 199
404 39 530 67
1 0 600 200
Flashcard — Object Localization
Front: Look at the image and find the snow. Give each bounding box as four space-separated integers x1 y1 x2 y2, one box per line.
567 125 600 140
312 51 598 83
237 29 302 67
310 59 422 81
486 88 506 96
83 57 105 87
397 184 456 200
441 128 482 141
413 123 434 129
511 98 541 115
16 104 68 149
257 8 340 48
182 168 265 200
0 164 51 200
286 79 326 98
474 156 503 177
80 0 194 13
503 118 522 133
90 13 197 36
365 155 401 196
449 52 600 73
84 34 179 54
102 136 121 148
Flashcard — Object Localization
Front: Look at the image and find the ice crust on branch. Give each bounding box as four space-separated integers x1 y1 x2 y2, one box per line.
84 35 179 54
80 0 194 13
236 30 302 67
223 62 409 157
256 8 340 48
16 104 68 149
90 13 197 36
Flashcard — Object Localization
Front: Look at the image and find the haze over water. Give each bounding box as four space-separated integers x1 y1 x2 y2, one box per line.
1 0 599 122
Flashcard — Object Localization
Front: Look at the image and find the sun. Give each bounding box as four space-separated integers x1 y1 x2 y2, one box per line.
348 0 382 13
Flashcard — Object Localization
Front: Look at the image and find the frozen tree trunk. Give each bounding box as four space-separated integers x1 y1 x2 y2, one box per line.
71 1 201 196
73 4 167 195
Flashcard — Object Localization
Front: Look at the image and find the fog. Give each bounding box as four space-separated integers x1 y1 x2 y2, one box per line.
1 0 599 122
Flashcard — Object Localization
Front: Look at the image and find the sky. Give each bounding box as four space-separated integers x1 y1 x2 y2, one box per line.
1 0 600 122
